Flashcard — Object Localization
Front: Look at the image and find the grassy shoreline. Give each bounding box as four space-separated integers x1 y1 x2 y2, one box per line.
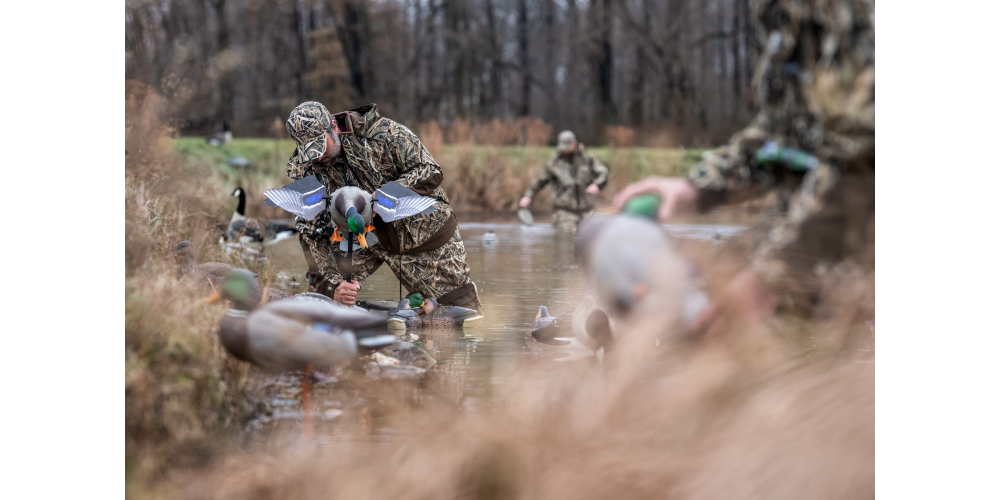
171 138 706 213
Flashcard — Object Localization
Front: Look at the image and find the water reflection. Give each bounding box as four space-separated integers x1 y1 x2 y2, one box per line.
251 219 747 435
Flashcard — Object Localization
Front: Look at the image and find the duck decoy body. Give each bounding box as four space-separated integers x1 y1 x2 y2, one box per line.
213 269 392 369
327 186 378 250
381 293 482 330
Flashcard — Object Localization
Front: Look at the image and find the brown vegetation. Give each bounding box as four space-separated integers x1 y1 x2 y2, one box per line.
127 88 874 499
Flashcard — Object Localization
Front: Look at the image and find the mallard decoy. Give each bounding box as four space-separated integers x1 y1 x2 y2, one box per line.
208 269 393 435
225 188 298 248
414 294 483 328
382 293 482 330
263 177 437 239
327 186 379 250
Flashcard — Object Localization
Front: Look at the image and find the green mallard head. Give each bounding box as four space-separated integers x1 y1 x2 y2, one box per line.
621 194 661 220
346 206 365 234
218 269 261 311
406 292 424 309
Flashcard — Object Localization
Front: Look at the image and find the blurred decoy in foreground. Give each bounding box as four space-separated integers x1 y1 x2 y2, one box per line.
208 269 393 435
206 120 232 146
577 196 707 319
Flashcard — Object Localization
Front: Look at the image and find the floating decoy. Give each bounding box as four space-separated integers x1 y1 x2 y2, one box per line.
381 292 482 330
223 188 297 256
208 269 393 435
206 120 232 146
527 292 617 355
482 229 498 245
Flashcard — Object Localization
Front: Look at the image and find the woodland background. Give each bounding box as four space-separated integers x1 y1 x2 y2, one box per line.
125 0 760 146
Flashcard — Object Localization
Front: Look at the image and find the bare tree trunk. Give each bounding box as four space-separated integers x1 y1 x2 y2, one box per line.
292 0 308 102
517 0 530 116
484 0 503 118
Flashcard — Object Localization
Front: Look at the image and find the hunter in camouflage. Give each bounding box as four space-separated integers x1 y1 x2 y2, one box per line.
520 130 609 233
614 0 874 316
287 102 481 310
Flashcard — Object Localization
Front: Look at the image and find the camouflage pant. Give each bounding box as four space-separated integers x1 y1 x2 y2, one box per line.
551 209 593 233
302 229 481 309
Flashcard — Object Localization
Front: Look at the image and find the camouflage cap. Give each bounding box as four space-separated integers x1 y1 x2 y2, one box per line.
286 101 332 166
557 130 577 152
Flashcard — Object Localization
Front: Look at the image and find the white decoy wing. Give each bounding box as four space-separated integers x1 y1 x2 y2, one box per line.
263 175 327 220
373 181 437 221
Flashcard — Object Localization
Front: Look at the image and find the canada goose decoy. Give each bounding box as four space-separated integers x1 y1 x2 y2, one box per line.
206 120 232 146
208 269 394 435
223 187 297 252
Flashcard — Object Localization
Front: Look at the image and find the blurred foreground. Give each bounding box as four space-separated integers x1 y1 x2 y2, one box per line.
126 86 873 498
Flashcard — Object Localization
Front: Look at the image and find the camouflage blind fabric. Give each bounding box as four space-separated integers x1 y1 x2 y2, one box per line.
685 0 875 305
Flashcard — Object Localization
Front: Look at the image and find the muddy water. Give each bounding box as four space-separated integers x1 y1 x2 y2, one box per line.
247 217 746 440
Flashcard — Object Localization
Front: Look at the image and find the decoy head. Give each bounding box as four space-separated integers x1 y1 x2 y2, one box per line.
232 187 243 197
620 194 661 220
346 206 370 247
406 292 424 309
175 240 197 275
417 297 438 316
207 269 261 311
535 305 550 321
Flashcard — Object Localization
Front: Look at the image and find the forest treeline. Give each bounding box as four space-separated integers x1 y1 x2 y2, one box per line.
126 0 760 146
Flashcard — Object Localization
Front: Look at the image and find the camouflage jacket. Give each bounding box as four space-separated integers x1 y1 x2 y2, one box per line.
523 145 609 212
685 0 875 294
287 103 455 254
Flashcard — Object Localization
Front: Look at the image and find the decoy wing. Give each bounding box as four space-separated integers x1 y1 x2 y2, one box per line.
373 181 437 222
263 175 327 220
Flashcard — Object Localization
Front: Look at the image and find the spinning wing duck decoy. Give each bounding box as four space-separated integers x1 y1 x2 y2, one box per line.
263 177 438 255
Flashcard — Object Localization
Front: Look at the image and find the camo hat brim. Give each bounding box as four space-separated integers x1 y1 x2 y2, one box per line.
557 130 577 152
286 101 332 167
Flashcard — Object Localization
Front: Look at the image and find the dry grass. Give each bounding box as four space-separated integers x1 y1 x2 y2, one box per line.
126 82 279 492
131 92 873 498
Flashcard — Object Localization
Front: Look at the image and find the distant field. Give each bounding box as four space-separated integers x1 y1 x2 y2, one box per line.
171 137 708 212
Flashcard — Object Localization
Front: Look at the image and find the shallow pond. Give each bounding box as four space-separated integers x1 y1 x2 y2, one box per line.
245 217 747 440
